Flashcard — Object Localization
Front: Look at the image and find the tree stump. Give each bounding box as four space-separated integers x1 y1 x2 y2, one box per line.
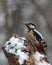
2 34 51 65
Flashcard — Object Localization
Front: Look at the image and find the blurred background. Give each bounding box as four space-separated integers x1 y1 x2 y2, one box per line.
0 0 52 65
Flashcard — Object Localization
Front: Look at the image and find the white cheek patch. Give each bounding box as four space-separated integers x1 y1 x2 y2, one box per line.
29 25 35 29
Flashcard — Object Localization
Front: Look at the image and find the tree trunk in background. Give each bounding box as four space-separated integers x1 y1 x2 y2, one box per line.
12 6 21 34
1 0 11 39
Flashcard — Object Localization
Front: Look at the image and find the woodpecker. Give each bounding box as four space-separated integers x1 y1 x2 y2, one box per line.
24 23 47 55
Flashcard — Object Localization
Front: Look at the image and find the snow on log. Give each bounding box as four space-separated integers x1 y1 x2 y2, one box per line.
2 34 51 65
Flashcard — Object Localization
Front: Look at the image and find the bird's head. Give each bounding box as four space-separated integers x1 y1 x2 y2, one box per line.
23 23 36 35
25 23 36 31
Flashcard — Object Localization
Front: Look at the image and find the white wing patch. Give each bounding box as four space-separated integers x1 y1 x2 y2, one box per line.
34 29 43 39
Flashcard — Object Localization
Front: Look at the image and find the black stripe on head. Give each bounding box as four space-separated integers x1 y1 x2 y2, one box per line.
28 23 36 26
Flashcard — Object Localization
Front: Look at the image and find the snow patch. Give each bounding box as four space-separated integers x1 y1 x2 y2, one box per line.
4 36 29 65
16 49 29 65
34 51 51 65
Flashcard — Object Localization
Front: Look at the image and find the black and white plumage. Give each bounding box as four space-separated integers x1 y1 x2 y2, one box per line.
24 23 47 55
